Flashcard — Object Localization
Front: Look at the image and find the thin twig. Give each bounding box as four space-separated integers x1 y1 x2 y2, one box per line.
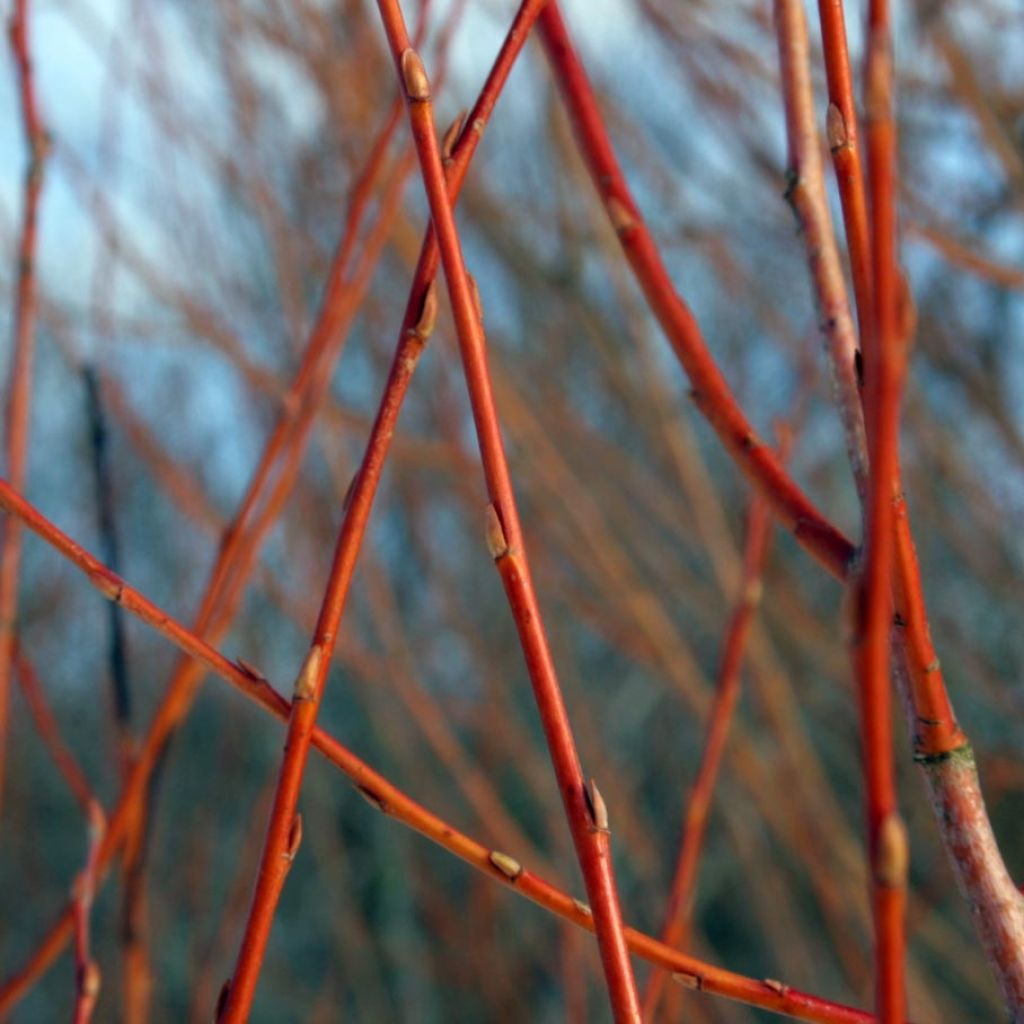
812 6 1024 1012
0 0 48 816
642 436 784 1020
72 801 105 1024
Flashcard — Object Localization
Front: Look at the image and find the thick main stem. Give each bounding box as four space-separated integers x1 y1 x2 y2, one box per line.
776 0 905 1015
814 3 1024 1013
859 5 908 1017
373 3 642 1017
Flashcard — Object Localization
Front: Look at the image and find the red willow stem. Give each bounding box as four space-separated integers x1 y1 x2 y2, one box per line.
65 106 416 974
194 104 407 635
812 10 1024 1012
0 145 407 1005
775 2 905 1016
0 0 48 816
0 483 878 1024
817 0 874 351
642 443 783 1022
860 3 907 1018
774 0 867 510
538 4 1024 1016
816 0 964 764
536 2 854 582
217 2 549 1016
373 3 644 1018
72 802 105 1024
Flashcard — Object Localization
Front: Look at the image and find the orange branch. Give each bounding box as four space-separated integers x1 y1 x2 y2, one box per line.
537 2 855 581
642 460 779 1021
72 801 106 1024
0 0 48 815
372 1 646 1016
859 4 906 1017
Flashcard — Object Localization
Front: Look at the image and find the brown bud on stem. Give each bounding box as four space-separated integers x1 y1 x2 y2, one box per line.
355 785 387 813
80 961 101 999
826 103 849 152
488 850 523 881
442 110 467 160
293 644 323 702
285 814 303 862
467 273 484 325
875 812 909 888
607 196 636 234
400 48 430 102
584 778 610 834
411 280 438 340
485 504 509 560
672 971 702 991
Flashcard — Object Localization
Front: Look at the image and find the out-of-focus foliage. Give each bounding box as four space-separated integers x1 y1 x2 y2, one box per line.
0 0 1022 1020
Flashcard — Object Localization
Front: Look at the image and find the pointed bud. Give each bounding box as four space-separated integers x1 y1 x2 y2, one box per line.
584 778 610 833
400 48 430 102
442 110 467 160
488 850 523 881
826 103 849 152
467 273 484 325
293 644 323 702
875 812 909 888
485 504 509 560
607 196 636 234
286 814 303 861
412 280 438 340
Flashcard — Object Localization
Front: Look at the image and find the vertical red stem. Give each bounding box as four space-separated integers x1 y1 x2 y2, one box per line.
642 475 778 1021
0 0 47 816
859 3 907 1018
372 2 642 1017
